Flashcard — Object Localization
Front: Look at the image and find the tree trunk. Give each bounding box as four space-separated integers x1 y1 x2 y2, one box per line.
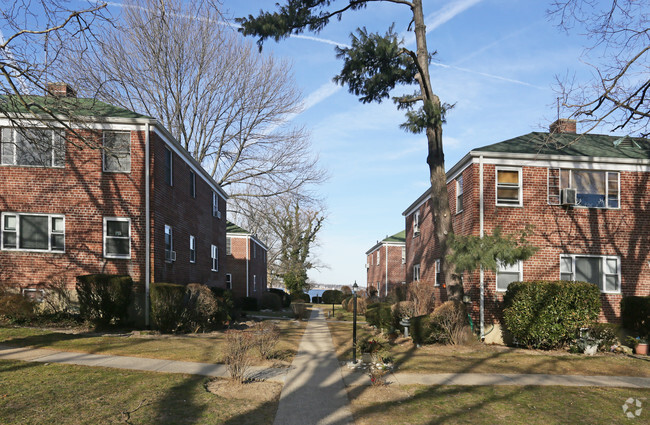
412 0 461 301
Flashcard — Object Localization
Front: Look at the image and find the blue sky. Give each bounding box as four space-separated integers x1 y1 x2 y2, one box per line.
109 1 614 287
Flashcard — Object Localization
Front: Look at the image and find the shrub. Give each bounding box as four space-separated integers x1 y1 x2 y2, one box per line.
341 296 352 311
239 296 259 311
366 286 378 298
503 280 601 349
181 284 226 332
292 292 310 303
322 289 344 304
268 288 291 307
210 287 236 321
259 292 283 311
365 302 393 330
76 274 133 327
253 321 281 359
345 296 366 314
407 282 436 316
224 330 254 383
290 300 307 319
0 293 36 323
392 301 416 320
41 277 75 315
150 282 186 333
585 323 620 351
430 301 468 345
410 314 433 345
621 296 650 337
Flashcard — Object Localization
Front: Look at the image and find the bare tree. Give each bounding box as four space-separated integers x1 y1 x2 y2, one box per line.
62 0 325 202
1 1 108 146
549 0 650 137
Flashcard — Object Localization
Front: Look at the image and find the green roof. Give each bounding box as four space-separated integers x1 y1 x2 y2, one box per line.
226 221 249 234
474 132 650 160
383 230 405 243
0 95 151 120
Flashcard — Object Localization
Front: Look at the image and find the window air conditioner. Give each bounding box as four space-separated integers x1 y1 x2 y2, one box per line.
561 188 577 205
365 263 369 269
165 250 177 262
217 211 221 219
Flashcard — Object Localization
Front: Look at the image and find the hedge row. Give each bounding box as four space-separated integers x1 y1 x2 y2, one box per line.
76 274 133 327
503 280 601 349
621 296 650 337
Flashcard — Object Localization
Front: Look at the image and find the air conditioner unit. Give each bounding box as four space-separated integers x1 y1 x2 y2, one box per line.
165 250 177 262
561 188 577 205
365 263 369 269
217 211 221 219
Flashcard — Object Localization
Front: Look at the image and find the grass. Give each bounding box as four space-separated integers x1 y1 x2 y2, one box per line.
0 359 279 424
312 304 363 322
348 384 650 425
327 321 650 377
0 320 307 365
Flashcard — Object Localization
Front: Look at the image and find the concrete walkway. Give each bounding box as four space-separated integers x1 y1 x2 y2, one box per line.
272 308 355 425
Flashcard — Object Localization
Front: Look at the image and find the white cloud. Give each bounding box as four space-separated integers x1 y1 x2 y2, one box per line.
402 0 484 45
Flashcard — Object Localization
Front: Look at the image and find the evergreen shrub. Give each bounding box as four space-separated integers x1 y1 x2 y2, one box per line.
76 274 133 326
150 282 185 333
621 296 650 337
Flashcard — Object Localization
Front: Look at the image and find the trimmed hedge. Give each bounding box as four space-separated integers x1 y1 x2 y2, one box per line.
76 274 133 326
322 289 344 304
269 288 291 308
260 291 283 311
621 296 650 337
409 314 433 344
292 292 311 303
150 282 186 333
239 296 259 311
365 302 394 330
503 280 601 349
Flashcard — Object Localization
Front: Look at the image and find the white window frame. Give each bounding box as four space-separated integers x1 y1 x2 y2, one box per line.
103 217 131 259
559 254 621 294
554 169 620 209
212 192 220 218
1 212 65 252
253 275 257 292
495 166 522 207
189 235 196 263
189 170 196 198
456 175 464 213
377 251 380 265
401 246 406 264
496 260 523 292
226 237 231 255
413 211 420 236
164 224 173 262
211 244 218 271
1 127 65 168
226 273 232 290
413 264 420 282
164 147 173 186
102 131 131 173
434 259 441 286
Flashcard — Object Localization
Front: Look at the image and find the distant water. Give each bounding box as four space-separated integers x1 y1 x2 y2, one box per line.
307 289 326 300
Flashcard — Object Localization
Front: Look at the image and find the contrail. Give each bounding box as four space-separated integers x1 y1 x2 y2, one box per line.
431 62 545 90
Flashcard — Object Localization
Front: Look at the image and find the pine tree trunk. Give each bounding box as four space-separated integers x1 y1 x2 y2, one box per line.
412 0 461 301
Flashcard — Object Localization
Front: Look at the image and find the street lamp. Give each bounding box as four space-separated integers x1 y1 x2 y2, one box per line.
352 281 359 364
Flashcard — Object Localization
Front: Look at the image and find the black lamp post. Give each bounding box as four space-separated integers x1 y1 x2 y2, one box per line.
352 281 358 364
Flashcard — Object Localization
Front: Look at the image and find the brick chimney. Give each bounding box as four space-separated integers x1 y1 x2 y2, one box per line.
549 118 576 134
47 82 77 98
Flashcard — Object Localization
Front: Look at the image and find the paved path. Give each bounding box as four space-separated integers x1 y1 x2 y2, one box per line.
272 308 355 425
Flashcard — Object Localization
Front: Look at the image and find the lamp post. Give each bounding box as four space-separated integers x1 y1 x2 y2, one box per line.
352 281 358 364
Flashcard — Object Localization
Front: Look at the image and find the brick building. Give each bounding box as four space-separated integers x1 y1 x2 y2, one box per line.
225 222 268 300
0 89 228 323
404 119 650 343
365 231 406 297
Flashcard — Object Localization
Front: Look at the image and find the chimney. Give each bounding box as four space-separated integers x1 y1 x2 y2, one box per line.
47 82 77 98
549 118 576 134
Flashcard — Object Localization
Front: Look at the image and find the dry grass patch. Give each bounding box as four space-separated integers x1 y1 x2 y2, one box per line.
206 379 282 402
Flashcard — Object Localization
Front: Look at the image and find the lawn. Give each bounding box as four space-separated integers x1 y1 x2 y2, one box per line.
348 384 650 424
312 304 364 322
0 320 307 365
327 322 650 377
0 359 280 425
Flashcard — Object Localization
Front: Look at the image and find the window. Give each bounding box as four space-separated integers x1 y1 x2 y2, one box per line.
189 235 196 263
254 242 257 259
211 244 218 271
226 237 231 255
550 169 620 208
104 217 130 258
456 175 464 213
401 246 406 264
1 212 64 252
189 170 196 198
413 264 420 281
102 131 130 172
164 147 173 186
435 259 441 286
560 254 620 293
1 127 64 167
377 251 380 265
226 273 232 290
496 167 522 206
413 211 420 235
164 225 174 262
496 260 522 291
212 192 220 218
253 275 257 292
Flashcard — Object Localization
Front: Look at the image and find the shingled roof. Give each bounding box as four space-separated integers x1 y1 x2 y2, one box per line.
1 95 151 120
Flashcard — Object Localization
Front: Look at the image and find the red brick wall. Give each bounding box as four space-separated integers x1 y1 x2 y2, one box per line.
225 235 267 300
366 245 405 296
405 162 650 324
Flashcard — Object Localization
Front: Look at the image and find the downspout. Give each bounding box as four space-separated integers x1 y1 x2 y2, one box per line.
246 237 250 297
385 245 388 297
479 155 485 340
145 123 151 327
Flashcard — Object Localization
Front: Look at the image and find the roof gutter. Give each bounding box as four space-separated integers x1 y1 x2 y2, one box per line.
145 122 151 328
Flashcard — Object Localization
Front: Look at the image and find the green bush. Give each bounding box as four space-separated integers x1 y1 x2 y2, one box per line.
292 292 310 303
322 289 344 304
239 296 259 311
365 302 394 330
150 282 186 333
621 296 650 337
341 296 352 310
210 287 236 320
260 291 283 311
181 284 226 332
503 280 601 349
268 288 291 307
0 293 36 323
409 315 433 345
76 274 133 327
